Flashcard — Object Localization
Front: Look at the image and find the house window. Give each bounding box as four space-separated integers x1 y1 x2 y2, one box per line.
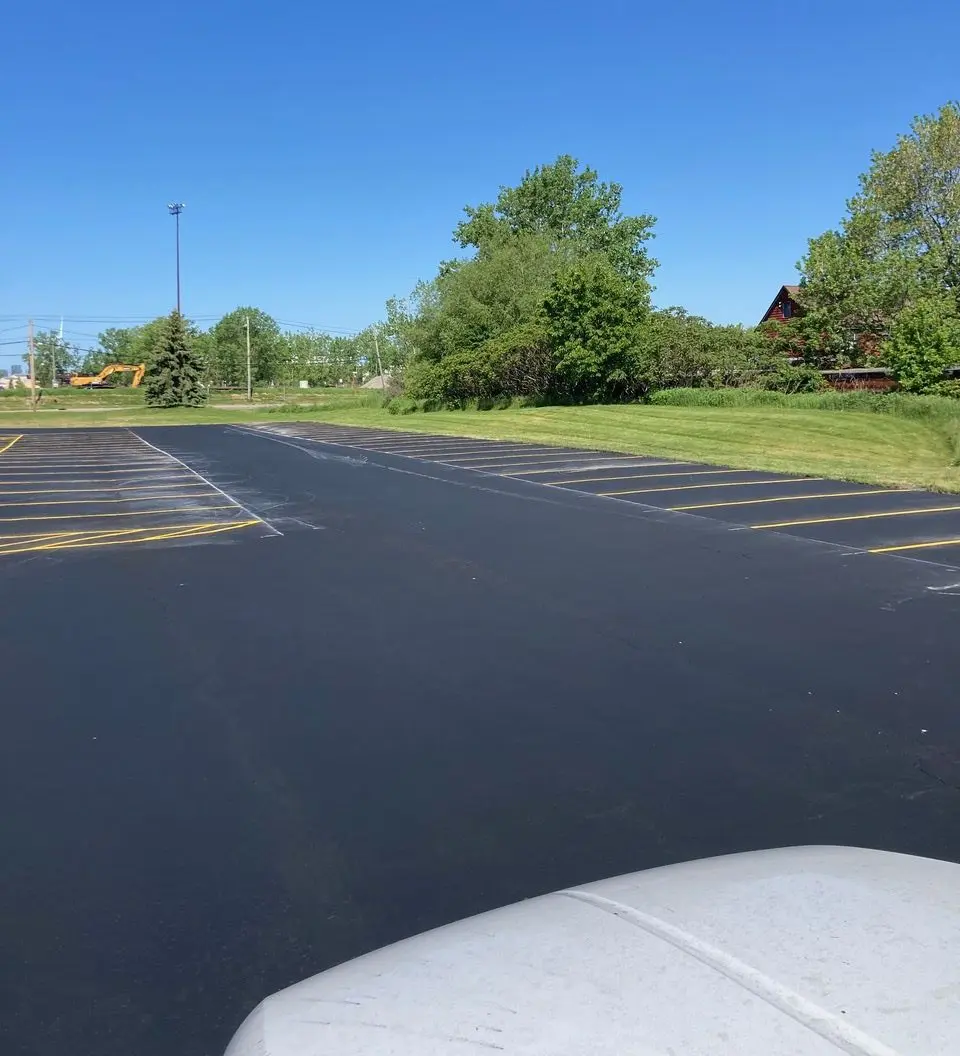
782 300 793 319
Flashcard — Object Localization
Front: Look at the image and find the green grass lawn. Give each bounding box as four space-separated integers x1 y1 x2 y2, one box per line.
3 392 959 492
0 387 375 427
311 404 960 492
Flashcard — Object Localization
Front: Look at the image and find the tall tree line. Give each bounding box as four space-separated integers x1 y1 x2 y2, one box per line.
53 312 403 390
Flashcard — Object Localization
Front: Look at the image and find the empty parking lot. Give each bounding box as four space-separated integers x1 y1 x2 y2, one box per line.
253 421 960 563
0 430 270 557
4 422 960 1056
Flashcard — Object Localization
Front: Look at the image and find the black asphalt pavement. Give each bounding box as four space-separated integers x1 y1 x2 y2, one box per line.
259 421 960 560
2 424 960 1056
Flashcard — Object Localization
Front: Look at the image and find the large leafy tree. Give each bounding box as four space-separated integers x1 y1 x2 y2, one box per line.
882 293 960 392
143 311 207 407
395 156 659 405
407 232 561 364
82 319 171 375
799 102 960 359
455 155 657 284
210 308 281 387
544 254 650 402
26 330 79 386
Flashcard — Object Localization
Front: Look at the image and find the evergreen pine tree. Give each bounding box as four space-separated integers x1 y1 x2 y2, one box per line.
144 311 207 407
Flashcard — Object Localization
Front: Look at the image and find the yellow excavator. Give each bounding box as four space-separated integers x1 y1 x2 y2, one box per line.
68 363 146 388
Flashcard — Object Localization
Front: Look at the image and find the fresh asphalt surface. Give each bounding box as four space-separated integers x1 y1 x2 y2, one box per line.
258 421 960 558
2 424 960 1056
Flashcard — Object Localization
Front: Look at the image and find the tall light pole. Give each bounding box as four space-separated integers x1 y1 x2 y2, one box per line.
167 202 185 314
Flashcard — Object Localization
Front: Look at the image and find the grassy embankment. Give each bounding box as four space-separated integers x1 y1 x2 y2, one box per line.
3 386 960 492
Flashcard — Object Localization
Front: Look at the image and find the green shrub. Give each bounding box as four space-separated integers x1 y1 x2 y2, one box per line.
756 363 827 394
404 321 556 406
882 295 960 393
385 396 420 415
926 379 960 399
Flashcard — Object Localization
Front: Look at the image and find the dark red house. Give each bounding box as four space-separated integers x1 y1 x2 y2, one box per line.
759 284 801 325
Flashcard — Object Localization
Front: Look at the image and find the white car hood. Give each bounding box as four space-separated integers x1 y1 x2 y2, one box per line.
224 846 960 1055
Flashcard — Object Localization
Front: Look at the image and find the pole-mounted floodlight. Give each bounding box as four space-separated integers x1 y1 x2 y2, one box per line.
167 202 185 314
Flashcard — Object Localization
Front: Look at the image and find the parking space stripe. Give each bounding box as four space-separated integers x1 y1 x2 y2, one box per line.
347 436 530 447
549 467 748 486
0 482 210 497
0 520 260 556
512 461 693 478
868 537 960 554
381 445 561 458
445 455 644 469
0 504 237 524
370 437 527 447
0 435 24 455
0 468 195 480
0 520 238 544
750 505 960 529
11 444 147 452
601 477 823 497
0 459 172 470
671 489 893 511
0 525 171 551
0 492 219 508
434 452 589 465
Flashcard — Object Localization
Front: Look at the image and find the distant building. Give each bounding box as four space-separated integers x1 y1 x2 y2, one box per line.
0 375 33 390
759 284 802 325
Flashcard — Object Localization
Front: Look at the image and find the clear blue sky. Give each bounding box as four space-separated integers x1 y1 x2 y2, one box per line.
2 0 957 357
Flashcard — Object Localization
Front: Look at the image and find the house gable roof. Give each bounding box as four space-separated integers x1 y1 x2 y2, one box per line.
760 285 802 324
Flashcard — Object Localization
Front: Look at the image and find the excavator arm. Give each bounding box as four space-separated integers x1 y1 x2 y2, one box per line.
69 363 147 388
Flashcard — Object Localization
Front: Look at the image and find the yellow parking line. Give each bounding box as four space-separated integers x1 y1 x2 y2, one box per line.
671 489 893 511
751 504 960 530
371 440 511 449
602 477 823 497
398 446 557 458
0 530 137 549
0 457 171 465
14 450 150 458
868 537 960 554
0 520 260 556
0 492 217 508
0 460 172 471
550 467 741 486
433 451 576 464
519 461 690 479
0 519 238 543
450 456 639 470
0 504 237 524
0 482 209 497
0 468 189 482
0 435 24 455
0 526 168 552
14 443 145 451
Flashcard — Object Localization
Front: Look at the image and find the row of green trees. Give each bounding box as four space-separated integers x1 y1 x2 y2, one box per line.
26 310 403 390
382 155 811 405
381 104 960 405
25 102 959 406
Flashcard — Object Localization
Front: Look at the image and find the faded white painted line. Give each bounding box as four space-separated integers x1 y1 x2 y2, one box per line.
130 431 282 536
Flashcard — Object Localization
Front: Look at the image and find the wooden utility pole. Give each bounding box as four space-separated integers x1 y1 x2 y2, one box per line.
28 318 37 411
245 315 252 402
373 327 385 392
